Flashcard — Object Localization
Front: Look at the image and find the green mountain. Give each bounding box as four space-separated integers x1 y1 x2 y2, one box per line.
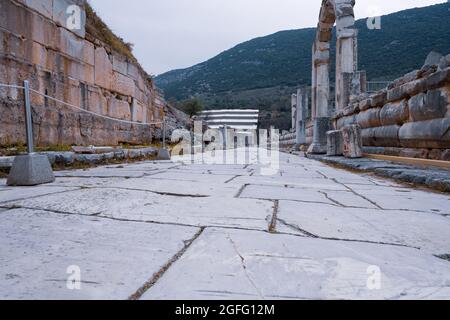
156 3 450 129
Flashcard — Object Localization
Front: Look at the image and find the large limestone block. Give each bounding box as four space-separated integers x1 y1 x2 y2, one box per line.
409 89 448 122
362 125 401 147
370 90 388 108
52 0 86 38
356 108 381 129
87 87 108 115
30 8 58 48
380 100 409 126
24 40 47 67
342 125 363 158
387 79 427 102
58 27 84 61
127 62 139 80
425 68 450 91
399 118 450 149
439 54 450 70
112 71 135 97
326 130 344 156
112 54 128 75
388 70 420 90
94 47 113 90
336 114 356 129
17 0 53 19
131 99 145 123
108 98 131 120
82 40 95 66
423 51 443 68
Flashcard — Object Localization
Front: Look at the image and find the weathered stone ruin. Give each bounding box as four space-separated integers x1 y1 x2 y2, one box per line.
0 0 186 147
333 52 450 161
283 0 450 162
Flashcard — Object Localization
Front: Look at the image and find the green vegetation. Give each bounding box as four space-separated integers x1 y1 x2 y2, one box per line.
85 2 136 63
85 1 154 83
180 98 204 117
156 3 450 129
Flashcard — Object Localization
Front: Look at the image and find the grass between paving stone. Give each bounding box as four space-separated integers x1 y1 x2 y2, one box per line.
0 144 73 157
436 254 450 262
51 154 159 172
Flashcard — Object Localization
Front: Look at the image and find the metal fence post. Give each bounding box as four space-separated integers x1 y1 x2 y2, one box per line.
162 116 166 149
23 80 34 154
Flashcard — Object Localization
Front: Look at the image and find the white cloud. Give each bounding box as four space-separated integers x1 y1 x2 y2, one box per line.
89 0 446 75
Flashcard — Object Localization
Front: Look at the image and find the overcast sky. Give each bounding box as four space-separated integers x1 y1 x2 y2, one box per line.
89 0 446 76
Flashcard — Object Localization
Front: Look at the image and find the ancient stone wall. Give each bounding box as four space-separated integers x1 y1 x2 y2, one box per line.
0 0 179 147
332 54 450 161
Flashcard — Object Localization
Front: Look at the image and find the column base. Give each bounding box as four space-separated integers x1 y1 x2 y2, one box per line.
307 117 330 155
307 143 328 154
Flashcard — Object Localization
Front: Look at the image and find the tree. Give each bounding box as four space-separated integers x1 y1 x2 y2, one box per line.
181 98 204 117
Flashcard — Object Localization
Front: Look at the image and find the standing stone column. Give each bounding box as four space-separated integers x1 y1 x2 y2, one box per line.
335 20 357 111
308 41 330 154
295 88 308 149
291 93 297 130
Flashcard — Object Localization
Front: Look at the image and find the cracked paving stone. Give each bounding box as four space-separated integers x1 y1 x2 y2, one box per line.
171 166 252 176
232 176 349 191
239 184 333 204
54 167 151 178
148 171 239 184
353 189 450 214
277 201 450 254
0 186 78 204
6 188 273 230
0 208 199 299
108 177 241 198
238 184 376 208
142 228 450 300
49 177 128 188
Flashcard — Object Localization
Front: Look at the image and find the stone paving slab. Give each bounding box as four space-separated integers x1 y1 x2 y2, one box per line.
0 208 199 300
6 188 274 230
108 177 241 198
232 176 349 191
0 186 78 204
54 169 148 178
239 184 334 204
2 152 450 300
142 228 450 300
355 190 450 214
171 165 253 176
277 201 450 254
239 184 378 208
148 171 239 183
47 177 127 188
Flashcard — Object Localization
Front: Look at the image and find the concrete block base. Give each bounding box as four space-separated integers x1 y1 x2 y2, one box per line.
156 148 171 161
307 117 330 154
7 154 55 186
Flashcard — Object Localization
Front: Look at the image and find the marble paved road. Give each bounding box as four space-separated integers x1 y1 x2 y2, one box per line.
1 152 450 299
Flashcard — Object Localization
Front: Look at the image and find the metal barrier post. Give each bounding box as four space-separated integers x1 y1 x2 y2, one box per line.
162 116 166 149
156 115 171 160
7 80 55 186
23 80 34 153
